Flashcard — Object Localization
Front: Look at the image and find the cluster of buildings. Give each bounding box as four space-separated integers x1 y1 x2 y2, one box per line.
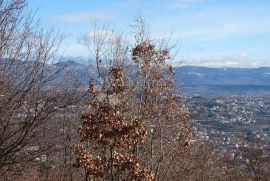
187 95 270 153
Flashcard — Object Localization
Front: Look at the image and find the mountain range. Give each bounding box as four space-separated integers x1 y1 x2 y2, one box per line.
57 60 270 87
174 66 270 86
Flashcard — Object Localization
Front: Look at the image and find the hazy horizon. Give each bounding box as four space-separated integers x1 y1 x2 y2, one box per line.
58 55 270 69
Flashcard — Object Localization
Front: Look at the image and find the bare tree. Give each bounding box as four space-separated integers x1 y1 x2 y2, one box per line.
79 17 113 79
0 0 81 179
222 143 270 180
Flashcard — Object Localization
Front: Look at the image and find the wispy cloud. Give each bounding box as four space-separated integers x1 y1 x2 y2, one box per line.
50 11 110 24
171 18 270 43
59 43 88 57
50 12 91 23
35 0 270 67
181 55 270 68
169 0 204 9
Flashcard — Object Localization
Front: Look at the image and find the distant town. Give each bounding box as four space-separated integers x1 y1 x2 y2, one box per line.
187 93 270 156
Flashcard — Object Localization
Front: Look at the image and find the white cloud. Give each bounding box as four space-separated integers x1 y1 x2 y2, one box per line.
169 0 204 9
51 12 91 23
172 19 270 43
86 29 114 39
181 55 270 68
50 11 110 24
59 43 88 57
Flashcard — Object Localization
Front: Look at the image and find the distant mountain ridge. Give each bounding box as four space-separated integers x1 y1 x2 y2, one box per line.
5 59 270 96
174 66 270 86
9 58 268 87
56 60 270 86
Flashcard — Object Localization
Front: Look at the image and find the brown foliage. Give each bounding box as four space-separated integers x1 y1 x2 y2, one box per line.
131 37 192 180
73 17 193 180
74 66 153 180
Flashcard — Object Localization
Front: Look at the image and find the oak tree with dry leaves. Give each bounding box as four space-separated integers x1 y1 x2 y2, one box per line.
73 64 153 180
73 16 192 180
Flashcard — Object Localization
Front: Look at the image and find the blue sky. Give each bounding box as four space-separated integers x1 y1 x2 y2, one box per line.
28 0 270 67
